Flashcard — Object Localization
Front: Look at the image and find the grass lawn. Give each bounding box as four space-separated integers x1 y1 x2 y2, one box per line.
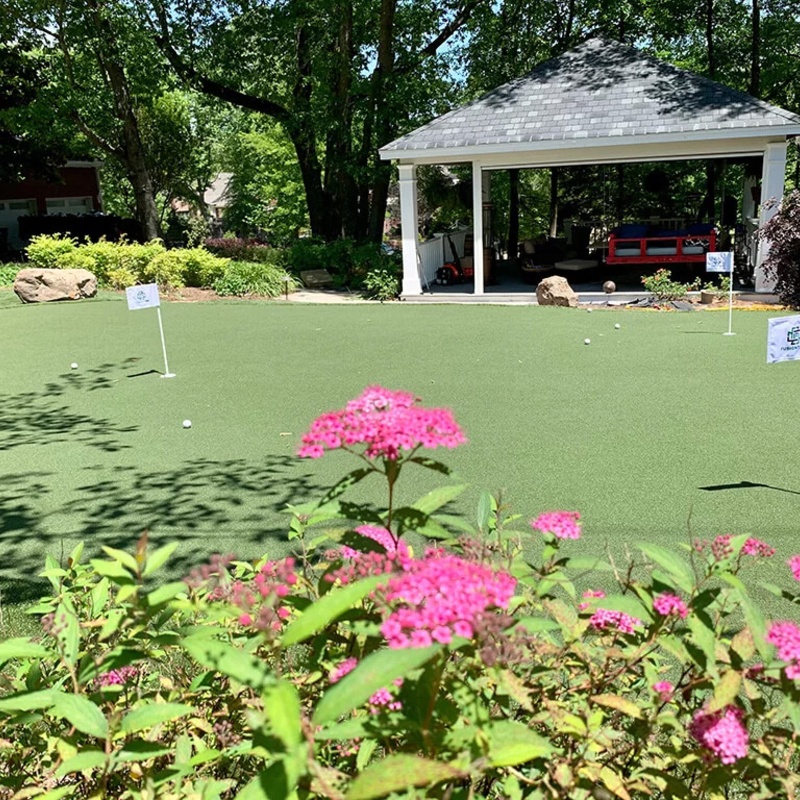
1 288 799 615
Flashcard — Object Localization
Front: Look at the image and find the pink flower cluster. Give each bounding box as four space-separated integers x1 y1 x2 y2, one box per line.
689 706 749 764
588 608 643 635
652 681 674 701
378 549 516 649
341 526 409 560
789 555 800 581
530 511 581 540
234 557 297 632
693 534 734 562
97 665 138 687
328 657 402 713
578 589 605 611
766 621 800 679
653 593 689 619
742 537 775 558
297 386 465 461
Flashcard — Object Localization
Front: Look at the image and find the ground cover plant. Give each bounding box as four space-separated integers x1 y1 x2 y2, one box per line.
1 386 799 798
1 297 799 609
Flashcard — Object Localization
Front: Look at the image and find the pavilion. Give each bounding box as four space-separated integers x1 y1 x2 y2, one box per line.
379 38 800 296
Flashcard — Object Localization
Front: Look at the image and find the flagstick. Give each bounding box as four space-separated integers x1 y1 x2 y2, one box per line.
157 307 176 377
723 264 735 336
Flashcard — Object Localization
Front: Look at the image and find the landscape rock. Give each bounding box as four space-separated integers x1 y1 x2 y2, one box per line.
536 275 579 308
13 268 97 304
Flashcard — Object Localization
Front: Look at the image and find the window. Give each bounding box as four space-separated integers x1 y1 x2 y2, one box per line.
46 197 92 213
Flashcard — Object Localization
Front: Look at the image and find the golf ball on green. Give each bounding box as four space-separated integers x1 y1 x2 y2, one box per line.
614 323 621 329
70 362 78 369
183 420 192 428
584 338 591 345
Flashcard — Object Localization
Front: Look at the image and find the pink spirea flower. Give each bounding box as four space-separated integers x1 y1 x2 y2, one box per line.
368 680 404 713
578 589 606 611
742 537 775 558
589 608 643 634
297 386 466 461
233 557 297 633
328 657 358 684
789 555 800 581
341 525 409 560
689 706 749 764
652 681 673 701
530 511 581 540
766 621 800 679
97 665 138 687
378 549 516 649
653 593 689 619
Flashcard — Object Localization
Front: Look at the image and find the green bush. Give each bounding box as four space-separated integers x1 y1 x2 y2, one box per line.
214 260 296 297
285 238 396 289
205 238 281 265
362 265 400 300
2 387 800 798
0 264 19 286
25 233 78 268
641 268 700 300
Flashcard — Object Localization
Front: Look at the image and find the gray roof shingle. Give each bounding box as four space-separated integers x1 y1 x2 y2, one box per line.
380 38 800 154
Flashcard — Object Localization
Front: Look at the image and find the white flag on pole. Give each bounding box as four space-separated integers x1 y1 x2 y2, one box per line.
706 251 733 273
767 315 800 364
126 283 161 311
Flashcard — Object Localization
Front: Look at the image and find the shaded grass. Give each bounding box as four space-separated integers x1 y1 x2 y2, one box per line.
1 291 798 614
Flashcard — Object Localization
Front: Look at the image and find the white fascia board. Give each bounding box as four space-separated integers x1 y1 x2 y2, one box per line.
64 160 105 168
380 127 799 165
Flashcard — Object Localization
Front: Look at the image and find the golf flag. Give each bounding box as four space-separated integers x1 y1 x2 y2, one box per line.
126 283 160 310
706 251 733 273
767 315 800 364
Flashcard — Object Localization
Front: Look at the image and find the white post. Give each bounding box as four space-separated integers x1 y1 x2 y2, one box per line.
754 141 787 293
472 161 484 295
398 164 422 296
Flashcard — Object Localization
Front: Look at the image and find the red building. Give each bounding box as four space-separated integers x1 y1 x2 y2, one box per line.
0 161 103 251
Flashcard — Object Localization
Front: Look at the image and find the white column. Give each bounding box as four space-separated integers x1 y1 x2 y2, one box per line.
754 141 787 293
398 163 422 296
472 161 484 295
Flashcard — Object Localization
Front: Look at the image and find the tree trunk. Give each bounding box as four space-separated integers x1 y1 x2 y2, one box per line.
549 168 559 239
507 169 519 267
749 0 761 97
706 0 715 78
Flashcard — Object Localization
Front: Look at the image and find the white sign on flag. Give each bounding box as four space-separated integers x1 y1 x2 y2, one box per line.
126 283 161 311
767 315 800 364
706 251 733 273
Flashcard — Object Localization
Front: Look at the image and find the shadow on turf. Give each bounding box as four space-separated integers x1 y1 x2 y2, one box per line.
0 455 325 603
699 480 800 497
0 360 140 453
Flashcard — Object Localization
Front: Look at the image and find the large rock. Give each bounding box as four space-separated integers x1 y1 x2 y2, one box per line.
536 275 578 308
13 268 97 304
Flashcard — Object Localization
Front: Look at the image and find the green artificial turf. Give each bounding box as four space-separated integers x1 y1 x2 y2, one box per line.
1 288 799 611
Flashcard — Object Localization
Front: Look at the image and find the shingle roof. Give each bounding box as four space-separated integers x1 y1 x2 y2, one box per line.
380 38 800 154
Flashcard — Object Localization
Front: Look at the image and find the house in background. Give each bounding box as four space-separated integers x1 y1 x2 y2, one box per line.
0 160 103 252
171 172 233 237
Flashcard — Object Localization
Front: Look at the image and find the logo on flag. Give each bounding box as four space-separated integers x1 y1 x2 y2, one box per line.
706 252 733 273
126 283 160 311
767 315 800 364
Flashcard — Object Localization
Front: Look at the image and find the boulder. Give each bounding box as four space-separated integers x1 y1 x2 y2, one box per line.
536 275 578 308
13 268 97 304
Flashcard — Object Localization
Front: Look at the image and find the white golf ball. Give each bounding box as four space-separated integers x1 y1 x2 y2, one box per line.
70 362 78 370
614 323 621 330
584 338 591 345
182 419 192 429
586 308 593 313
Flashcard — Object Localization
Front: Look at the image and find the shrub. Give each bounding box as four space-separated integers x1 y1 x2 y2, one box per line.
142 249 187 289
214 260 296 297
3 387 800 799
362 265 400 300
141 247 229 290
105 266 139 289
205 237 279 264
25 233 78 268
641 267 700 300
0 264 19 286
761 190 800 308
285 238 396 289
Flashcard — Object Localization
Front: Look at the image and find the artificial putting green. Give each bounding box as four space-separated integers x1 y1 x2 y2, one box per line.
1 290 799 606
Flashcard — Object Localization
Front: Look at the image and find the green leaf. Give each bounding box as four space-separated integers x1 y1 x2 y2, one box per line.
707 670 742 713
599 765 631 800
146 581 187 606
281 574 385 646
100 546 140 573
407 456 452 476
686 614 719 678
593 594 651 623
314 645 441 725
476 490 493 530
119 702 194 735
51 694 108 739
37 787 76 800
484 720 554 766
143 542 179 576
346 754 463 800
564 556 613 572
263 680 302 749
55 600 80 665
314 718 369 741
90 578 110 618
319 467 373 505
0 688 57 712
181 635 275 692
233 758 294 800
55 749 107 776
67 542 84 568
90 559 134 581
0 637 49 666
590 694 643 719
116 739 173 763
638 543 695 594
413 484 467 516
